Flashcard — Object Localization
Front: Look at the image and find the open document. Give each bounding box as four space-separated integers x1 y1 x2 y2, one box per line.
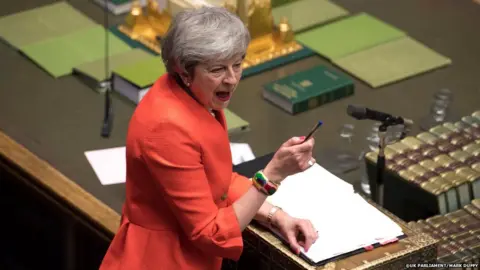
266 164 405 266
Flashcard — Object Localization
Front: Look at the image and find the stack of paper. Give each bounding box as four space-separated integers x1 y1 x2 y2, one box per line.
267 164 404 265
272 0 349 33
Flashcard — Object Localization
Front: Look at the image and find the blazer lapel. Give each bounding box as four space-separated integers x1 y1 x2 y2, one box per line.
213 110 227 131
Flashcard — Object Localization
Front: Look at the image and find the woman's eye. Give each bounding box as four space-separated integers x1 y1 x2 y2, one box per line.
211 67 224 73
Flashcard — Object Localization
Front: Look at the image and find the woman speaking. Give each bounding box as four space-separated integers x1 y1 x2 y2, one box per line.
100 6 318 270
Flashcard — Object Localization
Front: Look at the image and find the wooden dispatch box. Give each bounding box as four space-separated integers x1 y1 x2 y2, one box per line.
228 154 438 270
222 200 438 270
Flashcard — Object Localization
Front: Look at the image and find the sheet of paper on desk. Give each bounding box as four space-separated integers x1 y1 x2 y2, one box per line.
230 143 255 165
85 146 126 185
85 143 255 185
266 163 403 264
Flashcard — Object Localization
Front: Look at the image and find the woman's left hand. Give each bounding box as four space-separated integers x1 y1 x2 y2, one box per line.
272 210 318 255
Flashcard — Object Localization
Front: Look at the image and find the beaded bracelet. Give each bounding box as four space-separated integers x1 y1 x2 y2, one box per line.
252 170 279 196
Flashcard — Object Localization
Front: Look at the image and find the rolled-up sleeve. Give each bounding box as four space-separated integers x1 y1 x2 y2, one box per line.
227 173 252 205
141 123 243 260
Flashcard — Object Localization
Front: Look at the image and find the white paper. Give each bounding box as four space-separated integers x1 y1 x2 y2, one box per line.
85 143 255 185
230 142 255 165
84 146 126 185
267 164 403 264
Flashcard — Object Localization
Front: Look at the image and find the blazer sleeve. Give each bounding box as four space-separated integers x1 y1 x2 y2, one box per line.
140 122 244 261
227 173 252 205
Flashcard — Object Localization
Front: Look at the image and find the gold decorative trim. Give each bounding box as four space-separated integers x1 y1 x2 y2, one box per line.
244 194 438 269
352 233 437 270
0 131 120 234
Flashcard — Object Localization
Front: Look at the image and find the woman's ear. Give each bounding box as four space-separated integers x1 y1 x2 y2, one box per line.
180 72 191 87
173 65 192 87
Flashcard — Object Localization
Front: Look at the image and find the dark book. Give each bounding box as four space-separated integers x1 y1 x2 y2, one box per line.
464 204 480 219
409 220 448 240
366 151 455 216
451 234 480 264
408 201 480 264
472 199 480 210
409 218 479 265
445 209 473 222
93 0 146 15
262 65 354 114
365 113 480 221
384 142 469 210
437 241 475 265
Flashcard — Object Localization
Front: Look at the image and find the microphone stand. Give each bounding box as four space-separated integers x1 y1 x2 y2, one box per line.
370 123 387 205
101 0 113 138
101 80 113 137
370 118 408 205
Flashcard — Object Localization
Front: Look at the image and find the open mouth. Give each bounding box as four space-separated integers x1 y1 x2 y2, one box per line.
215 91 231 102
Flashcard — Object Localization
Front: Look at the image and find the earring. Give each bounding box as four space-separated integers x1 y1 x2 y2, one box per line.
185 82 191 87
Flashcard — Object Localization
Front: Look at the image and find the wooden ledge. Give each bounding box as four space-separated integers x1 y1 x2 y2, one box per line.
0 131 120 235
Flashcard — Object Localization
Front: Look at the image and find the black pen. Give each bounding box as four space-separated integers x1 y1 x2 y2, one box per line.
303 121 323 143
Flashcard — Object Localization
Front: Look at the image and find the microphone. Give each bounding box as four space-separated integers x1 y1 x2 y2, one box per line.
347 105 413 126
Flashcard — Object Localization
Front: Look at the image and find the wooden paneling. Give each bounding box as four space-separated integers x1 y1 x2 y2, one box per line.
0 132 120 235
0 155 111 270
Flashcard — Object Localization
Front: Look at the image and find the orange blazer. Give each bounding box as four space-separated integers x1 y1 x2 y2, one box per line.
100 74 252 270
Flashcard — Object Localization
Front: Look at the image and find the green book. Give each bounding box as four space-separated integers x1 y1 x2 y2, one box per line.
295 13 406 60
20 25 132 78
0 2 97 49
333 37 452 88
272 0 349 33
262 65 354 114
224 109 250 135
112 57 166 104
74 48 154 90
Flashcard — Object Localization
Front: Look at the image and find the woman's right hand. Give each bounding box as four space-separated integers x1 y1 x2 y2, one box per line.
262 136 316 183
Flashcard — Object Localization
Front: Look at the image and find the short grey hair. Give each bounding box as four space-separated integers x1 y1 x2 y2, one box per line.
161 7 250 75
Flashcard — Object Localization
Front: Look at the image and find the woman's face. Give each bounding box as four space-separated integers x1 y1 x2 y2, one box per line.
187 55 244 111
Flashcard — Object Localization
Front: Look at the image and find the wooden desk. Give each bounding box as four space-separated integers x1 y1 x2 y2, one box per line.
1 0 479 269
